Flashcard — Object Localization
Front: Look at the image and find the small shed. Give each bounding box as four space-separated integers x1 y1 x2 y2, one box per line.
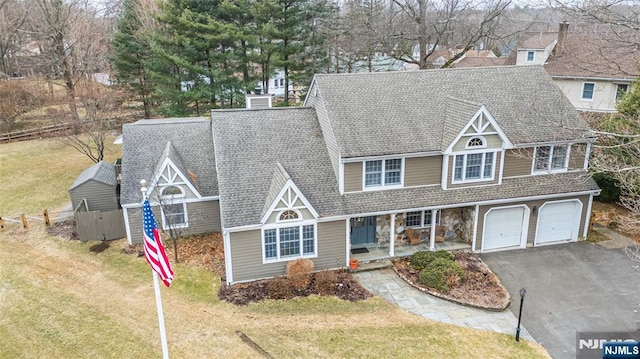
69 161 119 212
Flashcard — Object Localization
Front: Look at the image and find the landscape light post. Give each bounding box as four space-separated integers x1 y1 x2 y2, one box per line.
515 288 526 342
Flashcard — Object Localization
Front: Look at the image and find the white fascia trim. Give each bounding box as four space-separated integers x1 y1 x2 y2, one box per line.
339 158 345 195
551 75 634 83
123 207 133 244
223 230 233 284
583 193 594 238
121 196 220 209
444 105 514 154
302 77 318 106
260 179 319 224
148 158 204 200
342 151 441 163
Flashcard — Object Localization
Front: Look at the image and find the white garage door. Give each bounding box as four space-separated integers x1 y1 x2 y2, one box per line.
536 201 580 245
483 207 526 251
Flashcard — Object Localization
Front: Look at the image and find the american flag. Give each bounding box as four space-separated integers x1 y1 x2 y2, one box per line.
142 199 175 287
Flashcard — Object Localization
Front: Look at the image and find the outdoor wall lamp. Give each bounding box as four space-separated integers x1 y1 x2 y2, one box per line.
532 206 537 215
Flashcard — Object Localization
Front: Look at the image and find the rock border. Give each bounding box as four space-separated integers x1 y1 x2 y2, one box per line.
392 260 511 312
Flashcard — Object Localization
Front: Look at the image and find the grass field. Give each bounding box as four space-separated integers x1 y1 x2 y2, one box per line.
0 138 550 358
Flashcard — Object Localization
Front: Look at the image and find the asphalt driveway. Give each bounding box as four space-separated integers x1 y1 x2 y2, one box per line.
482 241 639 359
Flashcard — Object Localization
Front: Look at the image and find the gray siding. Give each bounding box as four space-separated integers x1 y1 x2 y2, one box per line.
475 195 589 250
127 200 221 244
70 180 119 212
306 84 340 182
229 220 347 283
503 149 533 177
569 143 586 170
344 162 362 192
405 156 442 187
447 152 502 189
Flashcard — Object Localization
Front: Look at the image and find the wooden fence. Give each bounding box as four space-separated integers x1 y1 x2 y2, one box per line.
0 209 74 230
74 210 125 241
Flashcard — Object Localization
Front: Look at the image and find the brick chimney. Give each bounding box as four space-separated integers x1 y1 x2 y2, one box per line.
555 21 569 56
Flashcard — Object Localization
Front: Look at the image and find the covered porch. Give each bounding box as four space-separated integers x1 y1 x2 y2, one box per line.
349 207 473 263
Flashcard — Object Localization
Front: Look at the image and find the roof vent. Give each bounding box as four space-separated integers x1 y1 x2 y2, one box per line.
246 94 272 109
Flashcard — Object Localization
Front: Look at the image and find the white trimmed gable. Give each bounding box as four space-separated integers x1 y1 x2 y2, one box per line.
148 157 202 200
261 180 319 224
446 106 513 154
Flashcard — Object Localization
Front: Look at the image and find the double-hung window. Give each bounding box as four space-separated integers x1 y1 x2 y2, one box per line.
534 145 568 172
582 83 595 100
364 158 402 188
453 152 495 182
405 210 440 228
526 51 535 62
160 185 188 229
264 209 316 262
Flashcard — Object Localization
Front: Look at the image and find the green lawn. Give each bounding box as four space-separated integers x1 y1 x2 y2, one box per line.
0 137 550 358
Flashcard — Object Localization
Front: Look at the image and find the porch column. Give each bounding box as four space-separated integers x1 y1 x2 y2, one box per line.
429 209 437 251
389 213 395 257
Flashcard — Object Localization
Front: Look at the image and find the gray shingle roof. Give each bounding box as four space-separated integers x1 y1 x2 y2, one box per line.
120 118 217 205
261 162 291 219
312 65 591 158
211 107 344 228
69 161 116 190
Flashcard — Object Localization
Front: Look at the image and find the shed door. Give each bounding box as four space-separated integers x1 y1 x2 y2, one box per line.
536 201 580 245
483 207 525 252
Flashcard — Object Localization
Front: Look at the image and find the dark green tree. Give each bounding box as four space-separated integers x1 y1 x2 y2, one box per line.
111 0 155 118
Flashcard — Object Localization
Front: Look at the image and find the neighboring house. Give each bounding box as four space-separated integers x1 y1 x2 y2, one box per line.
69 161 120 212
453 57 508 68
121 65 600 285
512 23 639 112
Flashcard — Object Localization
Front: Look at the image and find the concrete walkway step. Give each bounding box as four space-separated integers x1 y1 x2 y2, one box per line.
351 259 393 272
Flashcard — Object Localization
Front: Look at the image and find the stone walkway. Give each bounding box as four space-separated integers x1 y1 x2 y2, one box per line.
354 269 535 342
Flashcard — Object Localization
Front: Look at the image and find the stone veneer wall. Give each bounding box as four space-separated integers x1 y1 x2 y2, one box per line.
375 207 476 247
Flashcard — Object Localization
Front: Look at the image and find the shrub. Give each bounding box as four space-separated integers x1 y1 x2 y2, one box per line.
418 257 466 292
286 259 314 291
266 277 293 300
592 172 621 203
410 250 454 270
314 270 339 296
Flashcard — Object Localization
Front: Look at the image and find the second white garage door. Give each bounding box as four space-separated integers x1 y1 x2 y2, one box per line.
536 200 581 245
483 206 527 252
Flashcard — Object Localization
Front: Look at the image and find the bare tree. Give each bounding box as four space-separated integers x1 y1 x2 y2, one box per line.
387 0 512 69
0 0 28 77
0 80 44 131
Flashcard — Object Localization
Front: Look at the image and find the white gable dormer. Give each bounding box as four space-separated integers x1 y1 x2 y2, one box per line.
148 157 202 200
445 105 512 154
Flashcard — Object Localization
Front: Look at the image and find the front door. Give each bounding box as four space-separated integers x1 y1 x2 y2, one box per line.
350 216 376 247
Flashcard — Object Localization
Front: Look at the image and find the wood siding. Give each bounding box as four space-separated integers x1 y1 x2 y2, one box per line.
306 85 340 181
405 156 442 187
69 180 119 212
503 149 533 177
127 200 221 244
343 162 362 192
75 210 125 241
229 220 347 283
475 195 589 251
447 152 502 189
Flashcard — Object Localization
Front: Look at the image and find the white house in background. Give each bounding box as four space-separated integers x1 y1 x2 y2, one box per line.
515 22 639 113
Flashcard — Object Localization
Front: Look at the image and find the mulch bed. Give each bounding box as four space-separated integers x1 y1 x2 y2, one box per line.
393 251 511 311
218 270 372 305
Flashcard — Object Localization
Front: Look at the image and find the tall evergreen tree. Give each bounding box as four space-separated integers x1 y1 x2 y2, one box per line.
111 0 154 118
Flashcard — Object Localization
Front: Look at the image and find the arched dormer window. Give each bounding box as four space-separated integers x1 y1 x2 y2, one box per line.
466 136 486 149
278 209 300 222
161 185 184 198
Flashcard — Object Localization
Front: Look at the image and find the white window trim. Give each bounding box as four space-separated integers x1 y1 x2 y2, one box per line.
526 51 535 62
362 158 404 190
405 210 441 228
262 220 318 263
532 144 571 174
160 199 188 230
276 209 303 223
465 135 487 149
581 82 595 101
451 151 497 184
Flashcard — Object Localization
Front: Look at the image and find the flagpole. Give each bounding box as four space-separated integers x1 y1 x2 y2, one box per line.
141 180 170 359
